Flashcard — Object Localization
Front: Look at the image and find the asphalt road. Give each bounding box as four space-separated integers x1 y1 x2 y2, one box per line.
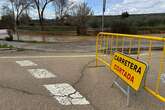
0 50 164 110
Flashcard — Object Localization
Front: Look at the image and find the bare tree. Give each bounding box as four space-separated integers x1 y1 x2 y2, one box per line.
8 0 33 40
53 0 74 23
9 0 33 26
1 5 15 30
1 5 12 16
32 0 53 30
32 0 53 41
73 2 93 35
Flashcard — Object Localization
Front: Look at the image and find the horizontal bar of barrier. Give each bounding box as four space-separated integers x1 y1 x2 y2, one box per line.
144 87 165 102
99 32 165 41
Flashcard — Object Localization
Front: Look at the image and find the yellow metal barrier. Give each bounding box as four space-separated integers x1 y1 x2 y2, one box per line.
96 32 165 102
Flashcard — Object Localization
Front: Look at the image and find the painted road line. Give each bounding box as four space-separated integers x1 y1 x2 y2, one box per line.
28 69 56 79
161 73 165 83
44 83 90 105
0 53 149 59
16 60 37 67
0 55 96 59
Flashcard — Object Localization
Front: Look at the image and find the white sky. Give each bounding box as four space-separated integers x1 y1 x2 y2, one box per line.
108 0 165 15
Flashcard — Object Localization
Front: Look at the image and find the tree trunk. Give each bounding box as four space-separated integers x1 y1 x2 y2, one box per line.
39 17 45 42
16 16 20 41
77 26 87 35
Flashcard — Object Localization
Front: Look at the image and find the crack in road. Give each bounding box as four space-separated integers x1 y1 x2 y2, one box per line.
50 90 82 99
51 90 86 106
88 65 105 68
72 59 96 87
72 59 100 110
0 84 51 98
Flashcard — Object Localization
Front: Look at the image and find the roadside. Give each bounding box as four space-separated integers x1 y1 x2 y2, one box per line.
0 38 96 53
1 33 165 53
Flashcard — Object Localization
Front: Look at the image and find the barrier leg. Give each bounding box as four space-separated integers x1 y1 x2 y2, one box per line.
127 86 130 106
112 77 131 106
111 76 119 88
96 58 98 67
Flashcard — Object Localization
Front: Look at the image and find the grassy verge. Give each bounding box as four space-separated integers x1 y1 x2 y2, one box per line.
0 44 13 49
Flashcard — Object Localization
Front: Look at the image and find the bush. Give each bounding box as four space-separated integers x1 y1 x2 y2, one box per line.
1 15 15 31
88 17 100 28
5 29 13 41
110 20 137 34
0 44 13 48
76 26 87 35
121 11 129 18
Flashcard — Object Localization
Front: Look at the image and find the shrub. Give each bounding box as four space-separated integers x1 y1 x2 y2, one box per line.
6 29 13 41
88 17 100 28
121 11 129 18
110 20 137 34
0 44 13 48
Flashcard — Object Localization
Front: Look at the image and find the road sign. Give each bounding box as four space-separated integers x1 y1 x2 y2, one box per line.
111 52 147 91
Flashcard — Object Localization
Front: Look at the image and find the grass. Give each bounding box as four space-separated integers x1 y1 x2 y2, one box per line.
0 44 13 49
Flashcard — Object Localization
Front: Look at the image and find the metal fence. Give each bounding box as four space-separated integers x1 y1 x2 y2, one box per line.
96 32 165 102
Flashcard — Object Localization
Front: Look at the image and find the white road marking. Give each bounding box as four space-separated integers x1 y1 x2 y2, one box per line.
28 69 56 79
161 74 165 83
0 55 96 59
55 96 71 105
44 83 90 105
0 53 149 59
16 60 37 66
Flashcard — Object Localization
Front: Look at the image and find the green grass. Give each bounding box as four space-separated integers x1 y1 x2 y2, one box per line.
0 44 13 49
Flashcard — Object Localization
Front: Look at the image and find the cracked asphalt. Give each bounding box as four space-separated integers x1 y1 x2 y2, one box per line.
0 50 164 110
0 50 95 110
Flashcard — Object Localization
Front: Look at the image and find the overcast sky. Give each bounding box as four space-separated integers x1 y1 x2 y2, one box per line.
1 0 165 19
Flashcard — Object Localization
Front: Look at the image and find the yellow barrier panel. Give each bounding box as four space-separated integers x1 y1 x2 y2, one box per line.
111 52 147 91
96 32 165 102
